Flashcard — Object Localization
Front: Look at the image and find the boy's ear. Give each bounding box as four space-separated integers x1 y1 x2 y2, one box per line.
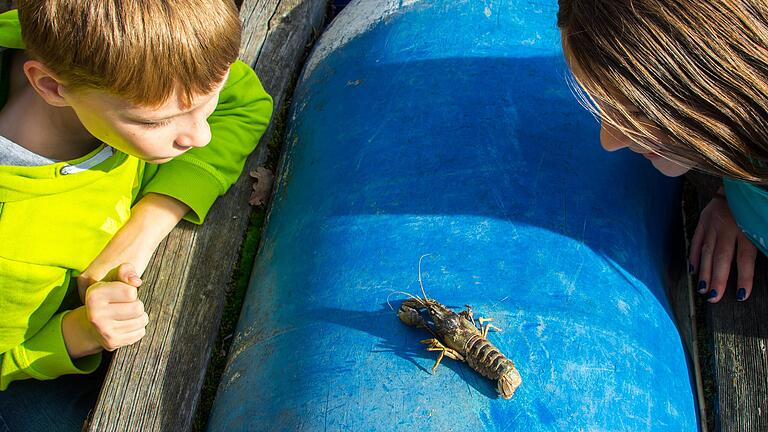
22 60 71 107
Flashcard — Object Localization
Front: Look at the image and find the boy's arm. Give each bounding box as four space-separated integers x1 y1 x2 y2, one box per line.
1 310 102 390
0 263 101 390
76 193 189 295
139 60 274 224
2 264 147 390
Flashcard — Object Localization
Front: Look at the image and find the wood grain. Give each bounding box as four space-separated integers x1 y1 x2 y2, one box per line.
707 259 768 431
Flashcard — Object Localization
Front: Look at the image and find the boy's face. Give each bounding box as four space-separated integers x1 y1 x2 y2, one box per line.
61 72 229 164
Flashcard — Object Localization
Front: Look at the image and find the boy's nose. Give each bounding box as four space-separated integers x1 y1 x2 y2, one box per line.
176 119 212 149
599 122 630 152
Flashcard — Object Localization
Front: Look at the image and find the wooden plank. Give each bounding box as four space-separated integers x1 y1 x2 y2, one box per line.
677 178 710 431
668 199 693 356
708 257 768 431
85 1 327 430
684 173 768 431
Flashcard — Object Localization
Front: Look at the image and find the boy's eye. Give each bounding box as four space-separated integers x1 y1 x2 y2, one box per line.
139 119 171 129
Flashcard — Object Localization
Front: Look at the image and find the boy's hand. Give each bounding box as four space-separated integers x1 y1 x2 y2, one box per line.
76 240 152 302
689 193 757 303
78 255 145 301
85 263 148 351
63 263 149 358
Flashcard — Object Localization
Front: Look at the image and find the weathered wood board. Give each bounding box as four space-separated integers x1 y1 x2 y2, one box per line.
84 1 328 431
708 259 768 432
684 173 768 431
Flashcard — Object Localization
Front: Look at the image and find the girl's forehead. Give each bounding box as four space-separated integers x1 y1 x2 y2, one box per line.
560 44 643 114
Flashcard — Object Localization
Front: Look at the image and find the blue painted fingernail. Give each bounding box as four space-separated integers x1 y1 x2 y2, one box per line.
688 263 695 274
737 288 747 302
698 280 707 293
707 289 718 301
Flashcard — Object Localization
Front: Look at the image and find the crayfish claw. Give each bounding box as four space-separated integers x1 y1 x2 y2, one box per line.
398 303 427 328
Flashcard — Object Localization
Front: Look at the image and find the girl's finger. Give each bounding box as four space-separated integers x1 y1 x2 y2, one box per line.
735 236 758 302
697 228 717 295
101 283 139 303
707 236 736 303
689 218 706 274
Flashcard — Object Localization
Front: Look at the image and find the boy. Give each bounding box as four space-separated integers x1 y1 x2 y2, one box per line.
0 0 272 429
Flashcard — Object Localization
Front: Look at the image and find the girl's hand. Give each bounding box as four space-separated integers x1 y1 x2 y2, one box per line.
689 192 758 303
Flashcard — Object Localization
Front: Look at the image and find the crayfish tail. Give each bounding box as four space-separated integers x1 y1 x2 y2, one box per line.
497 368 522 399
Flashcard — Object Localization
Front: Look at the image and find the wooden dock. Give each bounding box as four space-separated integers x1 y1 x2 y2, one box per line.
682 173 768 432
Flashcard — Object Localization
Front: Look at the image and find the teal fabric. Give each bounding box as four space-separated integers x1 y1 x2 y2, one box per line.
723 178 768 256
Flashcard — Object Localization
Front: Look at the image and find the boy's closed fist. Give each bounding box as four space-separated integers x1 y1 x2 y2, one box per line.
85 263 148 351
63 263 149 358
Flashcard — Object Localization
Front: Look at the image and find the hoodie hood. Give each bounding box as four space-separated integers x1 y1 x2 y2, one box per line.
0 9 23 50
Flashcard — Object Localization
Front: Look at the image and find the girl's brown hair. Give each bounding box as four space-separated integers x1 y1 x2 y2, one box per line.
558 0 768 182
19 0 241 107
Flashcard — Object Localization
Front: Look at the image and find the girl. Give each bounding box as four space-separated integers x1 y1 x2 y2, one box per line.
558 0 768 303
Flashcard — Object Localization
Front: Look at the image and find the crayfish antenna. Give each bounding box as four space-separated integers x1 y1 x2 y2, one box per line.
386 290 426 310
418 254 432 303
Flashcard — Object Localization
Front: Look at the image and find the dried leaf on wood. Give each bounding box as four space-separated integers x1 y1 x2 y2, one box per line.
248 167 275 206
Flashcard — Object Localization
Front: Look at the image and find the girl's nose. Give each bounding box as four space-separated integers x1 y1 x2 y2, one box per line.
599 121 630 152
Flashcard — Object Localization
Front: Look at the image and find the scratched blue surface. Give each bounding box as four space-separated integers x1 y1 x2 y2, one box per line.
208 0 698 430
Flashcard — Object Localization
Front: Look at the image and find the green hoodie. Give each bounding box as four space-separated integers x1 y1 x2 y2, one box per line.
0 10 273 390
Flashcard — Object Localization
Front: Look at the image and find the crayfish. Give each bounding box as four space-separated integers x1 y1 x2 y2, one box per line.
396 256 522 399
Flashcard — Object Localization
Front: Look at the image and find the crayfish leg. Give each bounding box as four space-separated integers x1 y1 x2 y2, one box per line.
478 317 502 338
420 338 465 373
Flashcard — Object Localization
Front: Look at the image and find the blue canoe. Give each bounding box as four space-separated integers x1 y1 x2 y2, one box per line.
208 0 698 430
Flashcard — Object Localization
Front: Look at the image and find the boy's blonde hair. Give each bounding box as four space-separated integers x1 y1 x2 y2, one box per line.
558 0 768 183
19 0 241 106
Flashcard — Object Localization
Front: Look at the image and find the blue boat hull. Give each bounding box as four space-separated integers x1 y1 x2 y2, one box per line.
208 0 698 430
